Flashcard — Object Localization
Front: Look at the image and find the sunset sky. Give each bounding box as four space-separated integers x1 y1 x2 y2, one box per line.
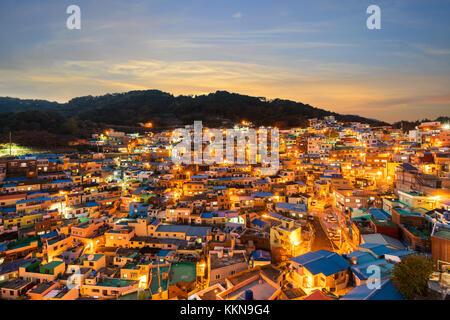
0 0 449 123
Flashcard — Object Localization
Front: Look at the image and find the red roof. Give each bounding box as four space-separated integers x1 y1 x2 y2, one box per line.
303 290 334 300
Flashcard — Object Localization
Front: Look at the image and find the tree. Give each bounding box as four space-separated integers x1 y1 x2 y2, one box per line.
137 289 148 300
392 254 434 299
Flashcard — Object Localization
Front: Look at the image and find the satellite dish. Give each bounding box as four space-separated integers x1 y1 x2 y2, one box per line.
88 254 95 261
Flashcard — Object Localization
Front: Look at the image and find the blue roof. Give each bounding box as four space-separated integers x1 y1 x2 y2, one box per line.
361 234 406 251
275 202 307 212
191 175 208 179
156 225 190 233
27 191 46 195
51 179 73 184
2 177 26 182
150 219 161 226
19 154 63 159
350 258 394 281
346 250 377 264
186 226 212 237
1 207 16 214
201 212 213 219
251 250 271 261
40 231 58 239
369 208 391 220
253 180 269 185
156 224 211 237
385 250 418 258
16 196 63 204
290 250 350 276
1 183 17 188
215 177 251 181
251 192 274 198
268 212 284 220
358 243 394 257
157 250 172 257
251 219 267 228
401 163 418 171
0 258 36 275
341 279 404 300
86 201 99 208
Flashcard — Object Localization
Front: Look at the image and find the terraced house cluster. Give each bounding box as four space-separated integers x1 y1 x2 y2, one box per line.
0 118 449 300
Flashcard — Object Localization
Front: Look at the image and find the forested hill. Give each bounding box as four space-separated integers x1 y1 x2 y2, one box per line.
0 89 389 132
0 97 60 113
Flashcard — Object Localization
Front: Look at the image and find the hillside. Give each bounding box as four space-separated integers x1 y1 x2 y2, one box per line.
1 89 389 126
0 90 396 147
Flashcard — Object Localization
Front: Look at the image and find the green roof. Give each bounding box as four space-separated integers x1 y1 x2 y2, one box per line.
169 262 196 285
123 263 139 270
149 262 196 295
119 289 152 300
6 236 42 251
39 261 64 274
22 260 41 272
97 278 138 288
80 254 104 262
372 219 397 227
434 229 450 240
395 208 422 217
404 225 430 239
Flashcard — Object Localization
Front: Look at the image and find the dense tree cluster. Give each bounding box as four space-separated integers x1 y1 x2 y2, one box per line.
0 97 60 113
392 116 450 132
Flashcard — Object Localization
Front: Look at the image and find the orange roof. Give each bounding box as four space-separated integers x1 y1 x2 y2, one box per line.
0 193 27 200
303 290 334 300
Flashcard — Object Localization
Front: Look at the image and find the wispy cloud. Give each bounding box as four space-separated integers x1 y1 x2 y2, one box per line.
0 0 449 123
232 12 242 19
1 57 447 122
366 94 450 108
412 44 450 56
423 48 450 55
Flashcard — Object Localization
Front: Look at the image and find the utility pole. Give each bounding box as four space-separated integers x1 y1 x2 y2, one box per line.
9 131 12 156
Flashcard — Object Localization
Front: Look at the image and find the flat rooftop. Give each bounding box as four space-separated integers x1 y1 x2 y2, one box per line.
210 251 247 270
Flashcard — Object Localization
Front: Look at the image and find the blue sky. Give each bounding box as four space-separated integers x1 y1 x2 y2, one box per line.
0 0 449 122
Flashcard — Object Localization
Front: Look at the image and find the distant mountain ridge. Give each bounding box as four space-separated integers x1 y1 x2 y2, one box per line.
0 97 60 113
0 89 390 128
